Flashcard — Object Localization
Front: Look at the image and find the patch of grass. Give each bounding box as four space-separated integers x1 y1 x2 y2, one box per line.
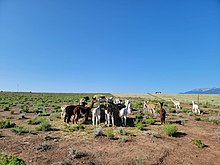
66 124 85 132
135 121 145 130
106 129 114 139
143 118 156 125
195 117 201 121
10 110 14 114
135 156 144 165
167 109 176 113
163 124 177 136
193 139 206 148
0 153 26 165
0 119 16 128
93 127 104 137
204 117 219 124
11 126 29 134
182 108 189 113
27 118 46 125
36 120 52 131
208 109 219 114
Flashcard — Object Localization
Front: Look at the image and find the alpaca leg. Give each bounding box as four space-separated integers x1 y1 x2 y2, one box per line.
121 116 124 126
124 116 127 126
96 116 98 127
107 114 110 127
98 115 101 126
111 115 114 127
92 114 95 126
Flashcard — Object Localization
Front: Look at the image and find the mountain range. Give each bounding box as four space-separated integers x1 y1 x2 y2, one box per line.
182 88 220 94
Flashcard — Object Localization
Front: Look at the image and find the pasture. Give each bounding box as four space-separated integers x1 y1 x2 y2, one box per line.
0 92 220 165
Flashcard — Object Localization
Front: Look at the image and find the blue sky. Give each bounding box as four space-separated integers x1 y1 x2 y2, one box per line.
0 0 220 93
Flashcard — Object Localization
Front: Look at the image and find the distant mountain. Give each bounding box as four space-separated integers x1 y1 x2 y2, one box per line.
182 88 220 94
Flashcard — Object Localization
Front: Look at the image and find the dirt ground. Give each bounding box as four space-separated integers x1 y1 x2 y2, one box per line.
1 104 220 165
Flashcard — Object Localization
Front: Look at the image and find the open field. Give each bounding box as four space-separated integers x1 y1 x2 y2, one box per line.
0 92 220 165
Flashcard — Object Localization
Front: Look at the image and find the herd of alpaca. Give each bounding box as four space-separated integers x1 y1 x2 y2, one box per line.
61 96 201 127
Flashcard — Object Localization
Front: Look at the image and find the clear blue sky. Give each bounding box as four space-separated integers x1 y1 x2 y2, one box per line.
0 0 220 93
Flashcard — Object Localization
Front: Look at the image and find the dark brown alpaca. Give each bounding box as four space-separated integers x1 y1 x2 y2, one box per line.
160 102 166 125
73 97 97 124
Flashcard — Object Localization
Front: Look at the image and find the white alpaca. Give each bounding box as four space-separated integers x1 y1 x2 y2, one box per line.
61 105 68 119
105 98 114 127
114 98 122 104
92 98 101 127
192 101 200 114
171 99 181 109
119 100 130 126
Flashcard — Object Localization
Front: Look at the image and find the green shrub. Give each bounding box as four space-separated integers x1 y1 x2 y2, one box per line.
10 110 14 114
0 153 26 165
106 129 114 139
36 120 51 131
193 139 206 148
135 121 145 130
182 108 189 113
66 124 85 132
143 119 156 125
0 119 16 128
195 117 201 121
27 118 46 125
133 101 143 110
163 124 177 136
93 127 104 137
11 126 29 134
204 117 219 124
167 109 176 113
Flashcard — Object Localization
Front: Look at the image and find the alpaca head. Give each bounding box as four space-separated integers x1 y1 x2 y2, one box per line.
160 102 164 107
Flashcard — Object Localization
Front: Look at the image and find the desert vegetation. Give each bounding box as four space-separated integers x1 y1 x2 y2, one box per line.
0 92 220 164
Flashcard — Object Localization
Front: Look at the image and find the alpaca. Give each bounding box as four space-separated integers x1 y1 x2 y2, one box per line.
160 102 166 124
92 98 101 127
119 99 130 126
171 99 181 109
63 97 96 124
114 98 122 104
192 101 200 114
105 97 114 127
78 96 90 107
143 101 156 114
73 97 97 124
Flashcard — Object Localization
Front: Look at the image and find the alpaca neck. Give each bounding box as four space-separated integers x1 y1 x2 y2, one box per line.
90 101 95 109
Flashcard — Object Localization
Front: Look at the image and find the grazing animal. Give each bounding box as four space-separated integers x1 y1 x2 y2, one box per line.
72 97 97 124
92 98 102 127
114 98 122 104
160 102 166 124
192 101 200 114
78 96 90 107
119 99 131 126
105 97 114 127
63 97 96 124
171 99 181 109
143 101 156 114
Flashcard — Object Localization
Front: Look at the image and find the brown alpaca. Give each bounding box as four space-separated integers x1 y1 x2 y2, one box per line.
64 97 96 124
72 97 97 124
160 102 166 125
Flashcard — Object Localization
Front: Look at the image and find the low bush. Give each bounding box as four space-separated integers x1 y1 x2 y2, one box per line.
0 153 26 165
106 129 114 139
93 127 104 137
167 109 176 113
36 120 52 131
204 117 219 124
163 124 177 136
143 118 156 125
193 139 206 148
0 119 16 128
11 126 29 134
27 118 46 125
135 121 145 130
195 117 201 121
